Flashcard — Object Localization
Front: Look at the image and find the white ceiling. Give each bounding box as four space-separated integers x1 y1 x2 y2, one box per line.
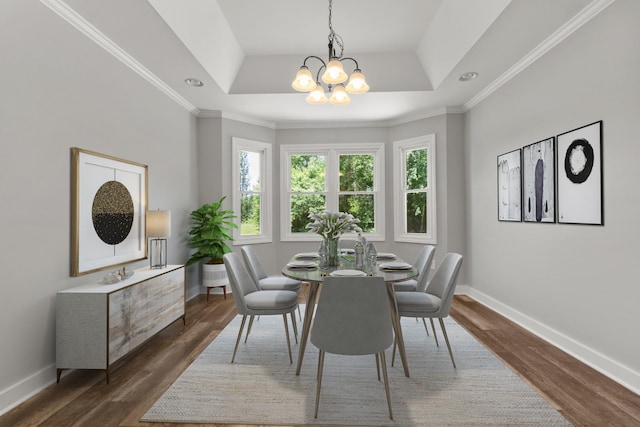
57 0 601 127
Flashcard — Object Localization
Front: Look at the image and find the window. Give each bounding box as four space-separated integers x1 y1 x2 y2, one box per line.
281 143 385 241
232 138 272 244
393 134 437 243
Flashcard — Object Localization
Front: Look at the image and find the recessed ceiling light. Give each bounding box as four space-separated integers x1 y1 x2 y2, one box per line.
458 72 479 82
185 78 204 87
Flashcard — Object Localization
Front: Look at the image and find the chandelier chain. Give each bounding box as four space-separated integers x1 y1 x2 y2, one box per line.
327 0 344 59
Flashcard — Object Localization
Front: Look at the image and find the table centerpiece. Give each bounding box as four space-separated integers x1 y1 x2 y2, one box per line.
306 211 362 266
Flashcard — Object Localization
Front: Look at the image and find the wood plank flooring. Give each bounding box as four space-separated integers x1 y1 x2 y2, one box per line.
1 292 639 427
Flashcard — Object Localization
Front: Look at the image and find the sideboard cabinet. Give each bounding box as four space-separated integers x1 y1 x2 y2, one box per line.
56 265 185 383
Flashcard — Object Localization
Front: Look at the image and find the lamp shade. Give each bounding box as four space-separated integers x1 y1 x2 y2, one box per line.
306 83 328 104
329 85 351 105
345 70 369 94
292 67 316 92
322 60 348 85
147 210 171 238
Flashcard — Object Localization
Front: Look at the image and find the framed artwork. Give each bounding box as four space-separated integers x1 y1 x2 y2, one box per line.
522 137 555 223
556 121 603 225
497 149 522 222
71 148 148 276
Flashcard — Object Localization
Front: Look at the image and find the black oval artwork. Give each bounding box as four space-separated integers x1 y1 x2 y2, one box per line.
564 138 594 184
92 181 134 245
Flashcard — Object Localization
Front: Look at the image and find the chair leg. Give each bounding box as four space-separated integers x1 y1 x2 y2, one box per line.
430 318 439 347
379 351 393 420
439 318 456 368
297 304 302 321
314 349 325 418
290 311 298 343
244 315 255 343
282 314 293 364
375 353 381 381
421 317 430 336
391 336 397 367
232 315 248 363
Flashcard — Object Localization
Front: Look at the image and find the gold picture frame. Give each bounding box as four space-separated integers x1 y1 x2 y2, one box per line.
71 147 148 276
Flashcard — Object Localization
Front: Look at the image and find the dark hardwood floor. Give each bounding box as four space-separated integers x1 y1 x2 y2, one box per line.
2 291 639 427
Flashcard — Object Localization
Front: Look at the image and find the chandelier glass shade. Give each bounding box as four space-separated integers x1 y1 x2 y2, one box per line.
291 0 369 105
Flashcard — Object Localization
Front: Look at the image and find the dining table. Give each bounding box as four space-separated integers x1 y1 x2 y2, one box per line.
282 251 417 377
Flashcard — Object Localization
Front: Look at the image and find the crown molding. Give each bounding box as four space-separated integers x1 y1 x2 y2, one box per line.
197 110 222 118
275 106 465 130
464 0 615 111
39 0 200 116
222 111 276 129
389 106 466 126
197 110 277 129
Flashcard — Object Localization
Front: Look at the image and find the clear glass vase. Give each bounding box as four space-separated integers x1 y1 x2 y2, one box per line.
325 237 339 266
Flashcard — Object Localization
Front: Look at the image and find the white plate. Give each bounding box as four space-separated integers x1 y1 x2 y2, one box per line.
376 252 396 259
379 261 412 270
329 269 367 277
287 260 317 268
295 252 319 259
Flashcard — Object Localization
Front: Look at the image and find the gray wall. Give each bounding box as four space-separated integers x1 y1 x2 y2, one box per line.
192 116 276 293
0 0 198 411
464 0 640 392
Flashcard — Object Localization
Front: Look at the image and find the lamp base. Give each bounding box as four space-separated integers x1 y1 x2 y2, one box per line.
149 238 167 269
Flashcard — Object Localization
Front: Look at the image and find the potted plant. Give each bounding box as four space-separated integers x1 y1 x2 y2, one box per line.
186 196 238 292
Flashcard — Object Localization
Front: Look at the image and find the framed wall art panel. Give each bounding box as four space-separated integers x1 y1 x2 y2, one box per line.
522 137 555 223
556 121 603 225
497 149 522 222
71 148 148 276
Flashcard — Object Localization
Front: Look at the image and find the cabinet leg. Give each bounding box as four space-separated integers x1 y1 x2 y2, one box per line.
56 369 65 383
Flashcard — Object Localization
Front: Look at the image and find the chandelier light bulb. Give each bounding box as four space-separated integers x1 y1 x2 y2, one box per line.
345 70 369 94
329 85 351 105
322 60 348 85
292 67 316 92
306 83 328 104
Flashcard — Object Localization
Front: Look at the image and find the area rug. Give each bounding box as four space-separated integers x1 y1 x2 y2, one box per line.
142 306 571 426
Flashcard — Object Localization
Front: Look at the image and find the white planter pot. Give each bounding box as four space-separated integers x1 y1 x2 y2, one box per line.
203 263 230 299
202 263 227 287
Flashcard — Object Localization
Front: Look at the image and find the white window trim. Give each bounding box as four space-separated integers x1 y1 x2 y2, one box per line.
280 142 385 242
232 137 272 245
393 134 437 244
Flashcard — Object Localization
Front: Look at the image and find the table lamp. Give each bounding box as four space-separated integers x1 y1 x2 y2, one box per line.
147 209 171 269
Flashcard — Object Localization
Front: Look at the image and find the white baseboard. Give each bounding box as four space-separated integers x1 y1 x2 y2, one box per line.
456 285 640 395
0 364 56 417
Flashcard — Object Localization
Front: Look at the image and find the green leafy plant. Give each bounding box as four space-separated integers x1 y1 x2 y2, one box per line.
186 196 238 266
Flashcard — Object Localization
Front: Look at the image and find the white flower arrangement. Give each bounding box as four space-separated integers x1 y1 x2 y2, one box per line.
305 210 362 239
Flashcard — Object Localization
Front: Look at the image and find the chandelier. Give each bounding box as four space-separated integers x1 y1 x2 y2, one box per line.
291 0 369 105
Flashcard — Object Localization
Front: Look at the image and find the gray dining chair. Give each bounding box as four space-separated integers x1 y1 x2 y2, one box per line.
241 245 302 320
223 252 299 363
393 252 463 368
310 276 394 420
392 244 436 293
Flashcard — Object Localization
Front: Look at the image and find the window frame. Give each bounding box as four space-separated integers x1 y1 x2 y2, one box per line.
280 142 385 242
393 134 437 244
232 137 272 245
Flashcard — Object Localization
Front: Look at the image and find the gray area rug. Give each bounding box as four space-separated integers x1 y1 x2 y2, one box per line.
142 306 571 426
